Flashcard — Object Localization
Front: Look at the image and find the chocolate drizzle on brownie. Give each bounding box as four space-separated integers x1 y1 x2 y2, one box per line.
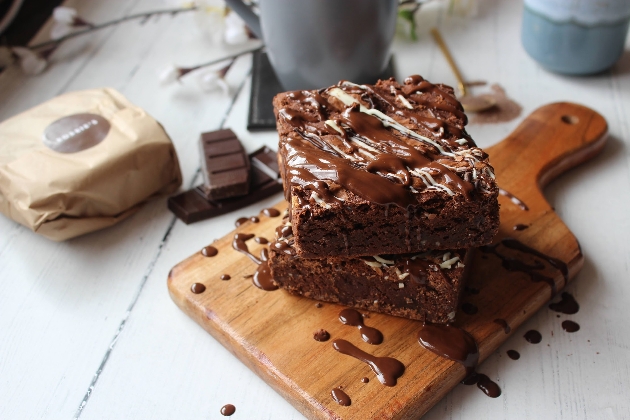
277 77 496 209
338 308 383 345
332 339 405 386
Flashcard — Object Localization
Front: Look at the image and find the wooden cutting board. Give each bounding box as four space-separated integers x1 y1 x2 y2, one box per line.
168 103 607 419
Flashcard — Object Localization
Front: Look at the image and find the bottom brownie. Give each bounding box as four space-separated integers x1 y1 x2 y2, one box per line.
269 221 471 323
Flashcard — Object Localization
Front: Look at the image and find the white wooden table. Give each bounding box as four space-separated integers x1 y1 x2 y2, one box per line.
1 1 629 419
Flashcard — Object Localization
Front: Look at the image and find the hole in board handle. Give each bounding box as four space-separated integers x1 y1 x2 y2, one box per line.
561 115 579 125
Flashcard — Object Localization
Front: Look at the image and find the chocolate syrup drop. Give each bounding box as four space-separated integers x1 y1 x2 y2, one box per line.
313 329 330 342
561 320 580 333
262 208 281 217
417 324 479 377
315 303 323 308
507 350 520 360
461 372 502 398
201 246 218 257
513 224 529 231
499 188 529 210
361 377 369 383
549 292 579 314
255 237 269 244
331 387 351 406
524 330 542 344
476 374 502 398
332 339 405 386
220 404 235 416
250 216 260 223
462 302 478 315
190 283 206 294
235 217 248 227
493 319 511 334
220 274 230 281
338 308 383 345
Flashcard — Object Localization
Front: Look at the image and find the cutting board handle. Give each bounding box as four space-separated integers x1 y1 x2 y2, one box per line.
488 102 608 203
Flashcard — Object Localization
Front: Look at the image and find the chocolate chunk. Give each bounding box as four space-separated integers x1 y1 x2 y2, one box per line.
168 146 283 224
197 129 250 200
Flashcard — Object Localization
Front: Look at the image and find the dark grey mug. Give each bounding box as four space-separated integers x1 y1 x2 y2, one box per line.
225 0 399 90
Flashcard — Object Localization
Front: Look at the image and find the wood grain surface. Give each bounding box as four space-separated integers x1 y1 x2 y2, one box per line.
168 102 606 420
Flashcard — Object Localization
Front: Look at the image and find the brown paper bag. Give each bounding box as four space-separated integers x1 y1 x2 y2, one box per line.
0 88 182 241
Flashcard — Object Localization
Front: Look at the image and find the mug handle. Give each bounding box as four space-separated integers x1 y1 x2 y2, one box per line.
224 0 263 40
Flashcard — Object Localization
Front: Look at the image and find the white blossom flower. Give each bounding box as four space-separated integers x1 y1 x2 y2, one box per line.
51 21 73 40
53 7 78 24
223 11 248 45
192 67 229 94
159 64 183 85
11 47 47 75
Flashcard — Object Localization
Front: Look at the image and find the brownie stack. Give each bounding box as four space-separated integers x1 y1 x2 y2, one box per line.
268 76 499 323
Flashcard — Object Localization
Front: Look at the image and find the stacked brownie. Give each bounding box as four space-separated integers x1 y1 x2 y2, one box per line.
268 76 499 323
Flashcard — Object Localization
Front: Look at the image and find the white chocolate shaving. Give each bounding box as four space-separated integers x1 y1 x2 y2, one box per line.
397 94 413 109
399 283 405 289
364 260 382 268
456 139 468 145
325 119 344 135
440 256 460 269
442 252 451 261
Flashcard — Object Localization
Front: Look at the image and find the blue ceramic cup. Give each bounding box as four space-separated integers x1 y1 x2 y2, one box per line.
522 0 630 75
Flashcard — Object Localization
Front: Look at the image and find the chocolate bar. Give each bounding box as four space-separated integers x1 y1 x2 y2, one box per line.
168 146 283 224
197 129 250 200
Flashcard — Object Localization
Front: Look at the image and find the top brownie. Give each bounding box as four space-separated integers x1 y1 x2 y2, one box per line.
273 75 499 258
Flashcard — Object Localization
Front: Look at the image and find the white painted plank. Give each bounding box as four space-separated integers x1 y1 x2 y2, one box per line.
0 1 255 418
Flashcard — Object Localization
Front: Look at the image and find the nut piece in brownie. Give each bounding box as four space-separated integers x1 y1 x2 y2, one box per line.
273 75 499 258
269 220 471 323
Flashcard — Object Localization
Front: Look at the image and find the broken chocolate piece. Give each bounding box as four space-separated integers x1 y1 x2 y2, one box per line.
197 129 250 200
168 146 283 224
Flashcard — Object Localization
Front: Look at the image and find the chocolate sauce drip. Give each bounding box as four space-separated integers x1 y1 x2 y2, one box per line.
275 225 293 238
481 238 568 296
493 319 511 334
231 233 278 291
235 217 248 227
401 257 431 284
262 208 281 217
513 223 529 231
255 237 269 244
361 377 369 383
190 283 206 294
499 188 529 211
338 308 383 345
561 320 580 332
253 261 277 291
315 303 323 308
417 324 479 377
549 292 579 314
524 330 542 344
507 350 520 360
220 274 230 281
313 329 330 342
331 387 351 406
270 240 296 257
250 216 260 223
220 404 235 416
461 302 478 315
201 246 218 257
332 339 405 386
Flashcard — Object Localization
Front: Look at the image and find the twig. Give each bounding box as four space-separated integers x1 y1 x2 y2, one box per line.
29 6 198 51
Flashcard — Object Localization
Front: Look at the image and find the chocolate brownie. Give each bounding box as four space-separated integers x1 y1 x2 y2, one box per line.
273 75 499 258
269 220 471 323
